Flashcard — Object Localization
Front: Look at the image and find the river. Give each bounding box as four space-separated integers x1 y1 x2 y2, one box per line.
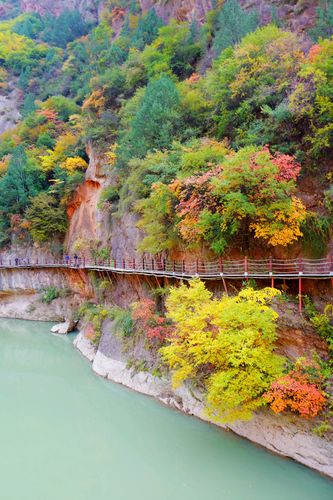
1 319 332 500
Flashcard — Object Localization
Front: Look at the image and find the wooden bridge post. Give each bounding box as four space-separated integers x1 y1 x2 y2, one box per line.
244 256 248 281
122 259 125 269
269 255 274 288
298 257 303 313
163 258 166 272
152 259 154 271
173 261 175 273
142 257 145 270
219 257 223 274
113 259 116 268
196 259 199 274
182 260 185 274
133 258 136 270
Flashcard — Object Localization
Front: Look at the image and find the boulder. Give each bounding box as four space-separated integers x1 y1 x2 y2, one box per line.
51 319 77 335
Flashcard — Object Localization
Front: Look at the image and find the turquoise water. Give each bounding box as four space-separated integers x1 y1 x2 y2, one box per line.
0 319 332 500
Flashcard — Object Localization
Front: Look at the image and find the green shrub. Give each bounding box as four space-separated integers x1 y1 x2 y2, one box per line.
99 186 120 207
301 214 330 258
25 192 68 243
304 297 333 353
109 307 134 337
41 286 60 304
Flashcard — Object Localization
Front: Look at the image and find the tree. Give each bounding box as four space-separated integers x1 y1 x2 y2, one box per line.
13 13 44 40
212 0 259 55
132 298 174 343
137 182 179 254
40 96 80 122
160 280 285 422
21 93 37 118
310 0 333 41
138 146 306 255
0 145 43 216
121 76 181 160
25 192 67 243
289 38 333 158
140 21 201 79
41 10 91 48
263 359 326 418
131 8 163 50
207 25 304 151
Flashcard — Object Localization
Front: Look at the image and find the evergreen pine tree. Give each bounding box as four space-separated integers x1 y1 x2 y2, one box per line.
123 76 180 160
213 0 259 55
310 0 333 41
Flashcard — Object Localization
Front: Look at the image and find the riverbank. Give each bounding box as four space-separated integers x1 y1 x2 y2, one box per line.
74 330 333 479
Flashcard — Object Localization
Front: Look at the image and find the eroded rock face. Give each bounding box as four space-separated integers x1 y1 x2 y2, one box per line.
0 291 81 321
17 0 319 32
74 329 97 361
274 302 329 360
19 0 100 20
139 0 212 22
110 212 143 262
0 84 21 135
65 143 111 253
141 0 319 33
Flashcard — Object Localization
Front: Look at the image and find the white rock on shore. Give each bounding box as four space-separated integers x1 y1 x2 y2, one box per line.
51 319 77 335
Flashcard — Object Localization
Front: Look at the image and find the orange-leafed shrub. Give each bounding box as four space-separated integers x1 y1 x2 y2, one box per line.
263 371 326 418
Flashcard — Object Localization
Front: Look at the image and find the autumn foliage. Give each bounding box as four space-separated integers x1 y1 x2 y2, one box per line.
140 145 306 254
132 298 174 343
263 366 326 418
160 280 285 422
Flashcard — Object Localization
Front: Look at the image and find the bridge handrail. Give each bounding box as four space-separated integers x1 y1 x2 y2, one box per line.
0 255 332 278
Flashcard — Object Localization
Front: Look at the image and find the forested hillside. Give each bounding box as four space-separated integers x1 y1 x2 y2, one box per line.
0 0 332 258
1 0 333 459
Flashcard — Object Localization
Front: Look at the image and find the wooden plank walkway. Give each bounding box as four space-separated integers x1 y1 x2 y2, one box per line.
1 256 333 280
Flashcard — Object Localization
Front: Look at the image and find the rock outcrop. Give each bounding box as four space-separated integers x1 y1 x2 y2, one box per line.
51 318 77 334
65 142 111 253
0 83 21 135
15 0 319 32
19 0 100 20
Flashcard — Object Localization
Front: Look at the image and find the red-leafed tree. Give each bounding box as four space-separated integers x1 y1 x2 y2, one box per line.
132 298 174 343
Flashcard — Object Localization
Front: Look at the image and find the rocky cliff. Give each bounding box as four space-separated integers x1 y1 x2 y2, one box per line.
19 0 101 20
16 0 318 31
0 83 21 135
65 143 143 261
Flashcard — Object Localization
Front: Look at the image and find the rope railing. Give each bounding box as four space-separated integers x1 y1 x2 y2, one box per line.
0 255 333 278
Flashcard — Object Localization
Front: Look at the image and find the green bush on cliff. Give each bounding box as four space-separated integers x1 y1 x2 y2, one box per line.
304 297 333 353
25 192 68 243
41 287 60 304
109 307 134 338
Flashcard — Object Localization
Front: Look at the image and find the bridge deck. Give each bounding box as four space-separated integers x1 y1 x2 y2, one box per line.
1 257 333 280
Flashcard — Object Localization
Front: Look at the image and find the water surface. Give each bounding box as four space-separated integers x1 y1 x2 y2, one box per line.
0 319 332 500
